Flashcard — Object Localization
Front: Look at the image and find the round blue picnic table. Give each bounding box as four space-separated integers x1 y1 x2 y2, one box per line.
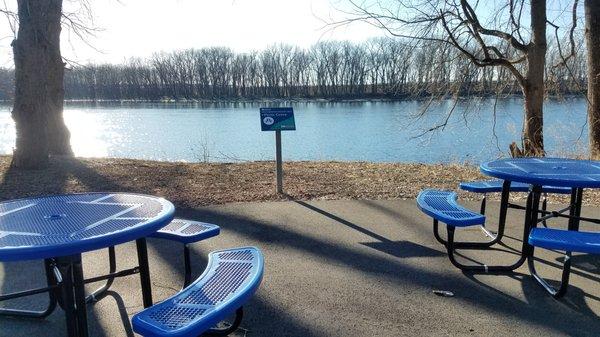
0 192 174 262
480 157 600 188
0 192 175 337
481 157 600 297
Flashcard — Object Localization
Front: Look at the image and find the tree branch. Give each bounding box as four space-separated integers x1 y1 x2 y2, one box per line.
439 10 525 86
460 0 528 52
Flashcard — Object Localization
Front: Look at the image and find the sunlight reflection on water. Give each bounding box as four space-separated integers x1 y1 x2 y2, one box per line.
0 111 13 154
64 110 110 157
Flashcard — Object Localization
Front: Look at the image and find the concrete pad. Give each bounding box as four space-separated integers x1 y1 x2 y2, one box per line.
0 199 599 336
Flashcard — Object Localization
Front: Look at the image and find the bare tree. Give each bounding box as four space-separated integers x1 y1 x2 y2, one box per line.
331 0 584 156
5 37 589 102
586 0 600 158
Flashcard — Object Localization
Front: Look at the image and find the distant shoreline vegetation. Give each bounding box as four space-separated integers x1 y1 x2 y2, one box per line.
0 38 588 102
0 94 588 106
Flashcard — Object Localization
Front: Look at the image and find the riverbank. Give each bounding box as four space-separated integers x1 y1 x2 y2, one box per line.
2 155 598 207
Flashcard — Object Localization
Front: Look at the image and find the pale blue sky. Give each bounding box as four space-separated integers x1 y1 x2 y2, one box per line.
0 0 579 68
0 0 383 66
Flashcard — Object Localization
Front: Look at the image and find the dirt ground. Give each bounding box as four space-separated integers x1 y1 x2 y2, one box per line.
0 155 596 207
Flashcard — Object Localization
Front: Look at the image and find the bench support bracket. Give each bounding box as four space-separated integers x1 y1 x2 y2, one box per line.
442 183 542 273
205 307 244 336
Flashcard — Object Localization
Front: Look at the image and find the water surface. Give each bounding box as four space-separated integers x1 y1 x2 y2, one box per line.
0 99 588 163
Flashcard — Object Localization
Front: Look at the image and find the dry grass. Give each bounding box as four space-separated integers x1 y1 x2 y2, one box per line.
1 155 598 208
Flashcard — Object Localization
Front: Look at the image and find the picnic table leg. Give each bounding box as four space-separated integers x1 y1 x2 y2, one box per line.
521 185 543 258
86 246 117 303
72 255 89 337
479 179 511 241
136 238 153 308
183 244 192 288
495 180 512 240
56 255 90 337
56 257 79 337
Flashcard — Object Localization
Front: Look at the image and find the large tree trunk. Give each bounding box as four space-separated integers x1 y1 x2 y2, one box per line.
521 0 547 157
11 0 71 169
47 52 72 156
586 0 600 159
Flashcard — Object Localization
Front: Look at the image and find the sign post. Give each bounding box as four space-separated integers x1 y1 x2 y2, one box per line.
275 130 283 194
260 107 295 194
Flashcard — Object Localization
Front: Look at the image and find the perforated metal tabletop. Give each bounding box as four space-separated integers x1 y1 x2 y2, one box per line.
0 193 175 262
481 158 600 188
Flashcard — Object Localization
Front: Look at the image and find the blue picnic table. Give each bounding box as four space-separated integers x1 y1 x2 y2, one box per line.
419 157 600 298
0 193 175 337
481 157 600 188
481 157 600 297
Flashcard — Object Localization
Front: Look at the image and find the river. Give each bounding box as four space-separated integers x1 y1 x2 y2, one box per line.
0 98 589 163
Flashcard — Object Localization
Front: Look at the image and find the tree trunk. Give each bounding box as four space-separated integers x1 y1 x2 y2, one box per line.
521 0 547 156
48 49 72 156
11 0 70 169
586 0 600 159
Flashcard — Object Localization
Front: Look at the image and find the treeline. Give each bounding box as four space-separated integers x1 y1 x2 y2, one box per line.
0 38 589 101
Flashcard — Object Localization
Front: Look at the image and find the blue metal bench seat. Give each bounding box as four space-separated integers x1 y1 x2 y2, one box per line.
417 189 524 272
529 228 600 254
459 180 571 194
528 227 600 298
132 247 264 337
416 189 485 227
150 219 220 244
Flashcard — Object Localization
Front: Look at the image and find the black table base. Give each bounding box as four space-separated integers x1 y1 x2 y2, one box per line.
439 181 587 298
55 255 87 337
436 180 537 273
0 239 154 337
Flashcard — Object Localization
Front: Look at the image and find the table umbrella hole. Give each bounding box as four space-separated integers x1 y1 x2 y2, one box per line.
45 214 67 220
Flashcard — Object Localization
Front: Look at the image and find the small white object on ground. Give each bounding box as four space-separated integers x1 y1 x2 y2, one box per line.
433 290 455 297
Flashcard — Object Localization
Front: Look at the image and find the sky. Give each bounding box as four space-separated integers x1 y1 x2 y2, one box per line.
0 0 384 67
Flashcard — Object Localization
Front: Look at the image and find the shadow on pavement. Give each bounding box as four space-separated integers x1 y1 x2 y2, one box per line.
177 202 600 336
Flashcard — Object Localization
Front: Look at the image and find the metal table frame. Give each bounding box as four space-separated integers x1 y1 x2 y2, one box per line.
437 179 587 297
434 180 541 273
477 158 600 297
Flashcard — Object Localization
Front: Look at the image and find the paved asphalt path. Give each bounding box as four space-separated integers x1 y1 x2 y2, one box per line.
0 199 599 336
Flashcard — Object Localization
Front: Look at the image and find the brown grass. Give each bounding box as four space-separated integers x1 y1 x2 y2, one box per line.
1 155 598 208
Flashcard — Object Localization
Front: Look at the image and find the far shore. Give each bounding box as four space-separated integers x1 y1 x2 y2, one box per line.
1 155 597 207
0 93 588 106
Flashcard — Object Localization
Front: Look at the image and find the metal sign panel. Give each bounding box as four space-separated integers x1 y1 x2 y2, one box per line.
260 107 296 131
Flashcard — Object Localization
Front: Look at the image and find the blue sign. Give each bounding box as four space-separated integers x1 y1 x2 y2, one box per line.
260 107 296 131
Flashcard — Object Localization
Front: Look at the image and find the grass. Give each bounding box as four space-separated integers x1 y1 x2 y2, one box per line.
0 155 596 208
